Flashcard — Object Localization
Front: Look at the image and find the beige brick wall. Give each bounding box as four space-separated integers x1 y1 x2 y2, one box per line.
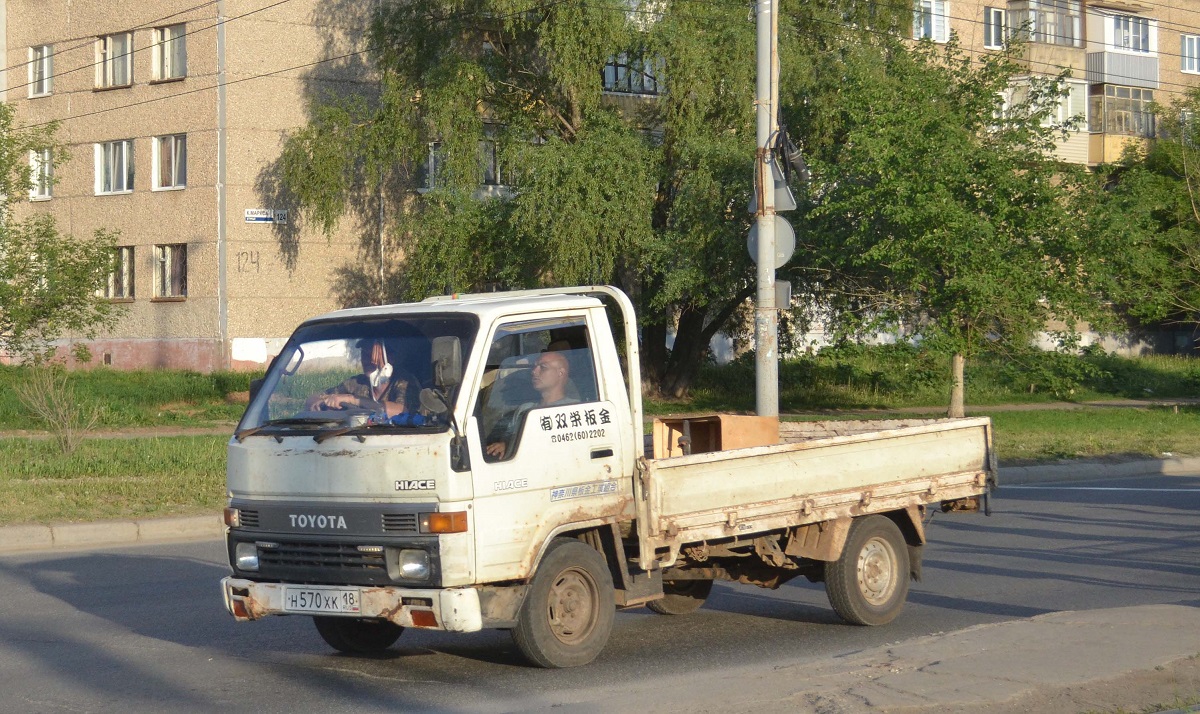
7 0 375 370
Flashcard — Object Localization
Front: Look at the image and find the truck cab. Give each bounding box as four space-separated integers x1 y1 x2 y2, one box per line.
223 288 644 666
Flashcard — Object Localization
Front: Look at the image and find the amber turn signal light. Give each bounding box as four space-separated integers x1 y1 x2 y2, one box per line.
419 511 468 533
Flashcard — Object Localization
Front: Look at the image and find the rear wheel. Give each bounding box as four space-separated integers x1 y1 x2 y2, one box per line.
313 616 403 654
512 539 615 668
824 515 910 626
646 579 713 615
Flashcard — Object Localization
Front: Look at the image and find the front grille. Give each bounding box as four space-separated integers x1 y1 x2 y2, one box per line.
258 541 386 573
239 509 261 528
382 513 419 533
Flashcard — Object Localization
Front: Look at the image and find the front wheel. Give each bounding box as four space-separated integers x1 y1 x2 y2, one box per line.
824 515 910 626
511 538 615 668
313 616 403 655
646 579 713 615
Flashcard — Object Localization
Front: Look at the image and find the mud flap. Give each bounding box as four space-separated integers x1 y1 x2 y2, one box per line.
908 543 924 582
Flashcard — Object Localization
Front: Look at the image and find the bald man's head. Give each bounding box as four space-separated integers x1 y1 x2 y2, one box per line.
530 351 570 404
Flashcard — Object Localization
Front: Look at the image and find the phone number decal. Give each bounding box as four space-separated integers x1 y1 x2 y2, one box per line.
550 428 606 444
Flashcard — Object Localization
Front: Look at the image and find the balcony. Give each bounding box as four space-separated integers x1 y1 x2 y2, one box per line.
1086 52 1158 88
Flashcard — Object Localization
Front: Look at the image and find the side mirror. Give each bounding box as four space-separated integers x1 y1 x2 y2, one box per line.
431 336 462 389
419 387 449 415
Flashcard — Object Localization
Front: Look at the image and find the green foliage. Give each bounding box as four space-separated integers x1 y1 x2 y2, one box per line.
278 0 765 395
1099 89 1200 328
0 435 226 524
0 102 120 358
0 366 253 429
786 35 1117 410
663 345 1200 413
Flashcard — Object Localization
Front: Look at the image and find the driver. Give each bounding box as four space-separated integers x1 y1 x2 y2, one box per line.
305 339 419 418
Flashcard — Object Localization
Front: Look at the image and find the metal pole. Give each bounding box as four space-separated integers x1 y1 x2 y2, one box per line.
754 0 779 417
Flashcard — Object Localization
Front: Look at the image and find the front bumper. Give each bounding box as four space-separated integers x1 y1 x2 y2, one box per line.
221 577 483 632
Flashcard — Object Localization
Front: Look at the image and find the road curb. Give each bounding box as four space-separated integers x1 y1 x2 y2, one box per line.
2 455 1198 555
999 455 1200 485
0 514 223 555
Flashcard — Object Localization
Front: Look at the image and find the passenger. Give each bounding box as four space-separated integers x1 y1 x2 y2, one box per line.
305 339 419 418
486 350 576 460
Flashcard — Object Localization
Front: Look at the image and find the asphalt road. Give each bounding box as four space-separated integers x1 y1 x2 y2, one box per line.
1 472 1198 713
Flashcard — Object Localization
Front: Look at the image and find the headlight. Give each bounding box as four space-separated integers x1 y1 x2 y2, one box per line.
397 549 430 580
234 542 259 571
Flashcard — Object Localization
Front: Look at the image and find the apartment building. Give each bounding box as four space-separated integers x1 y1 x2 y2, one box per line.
6 0 1200 371
2 0 370 371
918 0 1200 165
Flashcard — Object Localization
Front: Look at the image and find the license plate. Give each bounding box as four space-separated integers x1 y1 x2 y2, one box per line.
282 586 361 614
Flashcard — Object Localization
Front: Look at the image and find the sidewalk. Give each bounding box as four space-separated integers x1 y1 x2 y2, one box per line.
534 603 1200 714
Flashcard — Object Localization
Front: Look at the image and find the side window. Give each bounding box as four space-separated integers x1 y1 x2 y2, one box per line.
476 317 599 462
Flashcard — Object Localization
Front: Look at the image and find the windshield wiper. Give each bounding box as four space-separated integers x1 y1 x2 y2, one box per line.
235 416 343 442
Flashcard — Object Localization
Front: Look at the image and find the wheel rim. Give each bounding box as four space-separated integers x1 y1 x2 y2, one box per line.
546 566 599 645
857 536 898 606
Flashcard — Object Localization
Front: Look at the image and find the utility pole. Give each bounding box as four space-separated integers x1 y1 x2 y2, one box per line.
753 0 779 417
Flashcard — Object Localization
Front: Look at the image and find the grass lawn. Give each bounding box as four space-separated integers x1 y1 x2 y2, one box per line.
0 435 227 525
1 351 1198 526
985 406 1200 463
0 365 252 430
3 406 1199 526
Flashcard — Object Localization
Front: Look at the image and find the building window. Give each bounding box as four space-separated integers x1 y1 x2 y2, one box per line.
29 149 52 200
983 7 1006 48
105 246 135 300
1009 0 1081 48
154 244 187 298
153 24 187 81
1089 85 1155 137
29 45 52 97
153 134 187 190
1113 15 1151 53
1184 35 1200 73
96 33 133 88
602 53 665 95
95 140 134 194
913 0 949 42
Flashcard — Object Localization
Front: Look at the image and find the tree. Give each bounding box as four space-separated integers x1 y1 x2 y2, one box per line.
1097 89 1200 335
788 37 1118 416
0 102 119 361
276 0 783 397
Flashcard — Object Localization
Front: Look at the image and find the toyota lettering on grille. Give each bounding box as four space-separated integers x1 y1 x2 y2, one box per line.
288 514 349 529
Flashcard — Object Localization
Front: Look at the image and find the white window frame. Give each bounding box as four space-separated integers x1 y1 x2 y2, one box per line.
1183 35 1200 73
95 140 135 195
1009 0 1082 48
28 45 53 97
154 243 187 299
152 24 187 81
153 134 187 190
29 149 52 201
1112 15 1152 54
983 7 1006 48
96 32 133 88
105 246 135 300
914 0 950 43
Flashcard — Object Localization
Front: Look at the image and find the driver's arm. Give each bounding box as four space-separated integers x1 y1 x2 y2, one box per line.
305 384 355 411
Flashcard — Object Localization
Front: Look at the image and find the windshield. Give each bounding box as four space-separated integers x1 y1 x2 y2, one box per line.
237 314 478 433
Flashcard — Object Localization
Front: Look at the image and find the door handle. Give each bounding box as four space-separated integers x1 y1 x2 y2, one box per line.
590 448 614 459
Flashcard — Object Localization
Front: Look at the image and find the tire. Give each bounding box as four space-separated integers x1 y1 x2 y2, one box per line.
824 515 910 626
511 539 616 668
645 579 713 616
313 616 403 655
